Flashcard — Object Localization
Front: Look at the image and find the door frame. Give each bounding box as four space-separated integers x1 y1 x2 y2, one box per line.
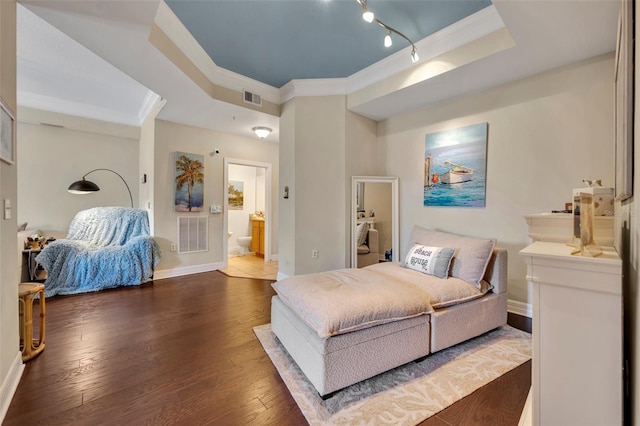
351 176 399 268
223 158 273 265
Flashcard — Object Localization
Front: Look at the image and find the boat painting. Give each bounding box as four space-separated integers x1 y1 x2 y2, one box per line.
424 123 488 207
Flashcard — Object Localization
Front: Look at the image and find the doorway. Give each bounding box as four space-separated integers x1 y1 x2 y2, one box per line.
222 158 275 277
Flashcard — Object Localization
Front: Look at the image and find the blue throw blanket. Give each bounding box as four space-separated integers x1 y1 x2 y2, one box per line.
36 207 161 297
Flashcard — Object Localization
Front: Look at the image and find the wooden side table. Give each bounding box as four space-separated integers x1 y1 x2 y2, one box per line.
19 282 46 361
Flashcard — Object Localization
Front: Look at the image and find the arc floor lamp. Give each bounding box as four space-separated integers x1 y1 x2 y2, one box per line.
68 168 134 208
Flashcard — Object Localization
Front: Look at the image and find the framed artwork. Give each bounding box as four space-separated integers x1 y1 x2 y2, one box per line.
614 0 634 201
0 99 15 165
174 152 204 212
228 180 244 210
423 122 488 207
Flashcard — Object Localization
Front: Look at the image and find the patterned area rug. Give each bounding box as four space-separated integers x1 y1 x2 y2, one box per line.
254 324 531 425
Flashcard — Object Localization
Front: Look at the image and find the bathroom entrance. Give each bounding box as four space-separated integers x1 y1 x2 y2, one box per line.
223 158 273 272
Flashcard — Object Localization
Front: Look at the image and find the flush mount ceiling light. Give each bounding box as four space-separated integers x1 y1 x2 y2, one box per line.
356 0 419 63
252 126 272 139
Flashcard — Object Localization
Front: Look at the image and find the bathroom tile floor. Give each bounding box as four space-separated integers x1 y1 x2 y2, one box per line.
220 254 278 280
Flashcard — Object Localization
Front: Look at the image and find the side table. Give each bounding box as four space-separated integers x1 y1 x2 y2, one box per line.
19 282 46 361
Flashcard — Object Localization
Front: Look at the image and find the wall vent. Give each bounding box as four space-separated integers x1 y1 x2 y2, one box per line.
243 90 262 107
177 216 208 254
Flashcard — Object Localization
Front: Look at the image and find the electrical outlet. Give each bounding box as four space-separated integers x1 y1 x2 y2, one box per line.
311 249 318 259
170 243 177 252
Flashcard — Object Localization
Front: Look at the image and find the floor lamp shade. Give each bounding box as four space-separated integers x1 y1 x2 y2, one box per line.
68 179 100 194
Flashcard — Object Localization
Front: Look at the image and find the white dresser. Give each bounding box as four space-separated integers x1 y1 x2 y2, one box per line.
519 241 622 426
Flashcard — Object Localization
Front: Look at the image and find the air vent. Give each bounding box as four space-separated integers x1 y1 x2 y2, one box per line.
177 216 208 254
243 90 262 107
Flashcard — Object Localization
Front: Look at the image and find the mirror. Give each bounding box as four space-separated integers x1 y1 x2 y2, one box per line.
351 176 399 268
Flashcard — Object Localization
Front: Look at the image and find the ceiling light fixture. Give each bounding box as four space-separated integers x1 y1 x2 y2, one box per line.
384 32 392 48
252 126 272 139
355 0 418 63
411 47 419 63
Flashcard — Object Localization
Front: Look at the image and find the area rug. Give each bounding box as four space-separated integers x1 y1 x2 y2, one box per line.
254 324 531 425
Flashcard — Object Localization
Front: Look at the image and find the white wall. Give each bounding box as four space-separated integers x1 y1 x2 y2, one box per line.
379 53 615 305
279 96 347 277
139 97 165 232
0 1 20 420
17 112 140 232
153 119 278 275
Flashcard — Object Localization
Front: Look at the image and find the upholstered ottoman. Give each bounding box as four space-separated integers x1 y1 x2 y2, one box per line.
271 295 430 397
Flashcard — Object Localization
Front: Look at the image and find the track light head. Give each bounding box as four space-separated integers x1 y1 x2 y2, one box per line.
362 10 374 23
384 33 392 47
411 47 419 63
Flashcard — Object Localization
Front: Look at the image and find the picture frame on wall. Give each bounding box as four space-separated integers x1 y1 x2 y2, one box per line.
0 98 15 165
423 122 488 207
174 151 204 212
614 0 633 201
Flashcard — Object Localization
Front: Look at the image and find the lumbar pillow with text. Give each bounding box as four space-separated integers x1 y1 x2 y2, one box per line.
403 244 456 279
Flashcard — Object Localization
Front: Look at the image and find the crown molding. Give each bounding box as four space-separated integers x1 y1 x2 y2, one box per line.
279 78 348 103
154 1 280 104
18 90 142 127
154 2 504 106
137 90 164 124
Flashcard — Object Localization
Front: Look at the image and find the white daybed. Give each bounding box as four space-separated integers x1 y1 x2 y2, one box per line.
271 225 508 397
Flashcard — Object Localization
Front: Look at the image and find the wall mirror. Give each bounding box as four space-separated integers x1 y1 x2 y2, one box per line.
351 176 399 268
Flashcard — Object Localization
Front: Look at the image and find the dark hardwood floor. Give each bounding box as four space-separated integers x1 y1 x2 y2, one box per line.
5 272 531 425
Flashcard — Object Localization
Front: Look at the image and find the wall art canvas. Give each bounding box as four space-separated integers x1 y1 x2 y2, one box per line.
424 122 488 207
175 151 204 212
228 180 244 210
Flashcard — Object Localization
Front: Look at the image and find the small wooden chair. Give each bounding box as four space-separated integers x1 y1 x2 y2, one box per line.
19 282 46 361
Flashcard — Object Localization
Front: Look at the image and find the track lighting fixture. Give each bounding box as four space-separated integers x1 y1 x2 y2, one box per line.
384 32 392 47
355 0 419 63
411 47 419 63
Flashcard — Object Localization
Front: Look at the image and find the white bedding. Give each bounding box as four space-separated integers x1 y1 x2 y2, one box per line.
365 262 490 308
272 262 490 338
272 267 433 338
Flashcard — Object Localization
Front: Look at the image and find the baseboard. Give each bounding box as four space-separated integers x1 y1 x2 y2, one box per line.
507 299 532 318
276 271 289 281
0 351 25 423
153 261 225 280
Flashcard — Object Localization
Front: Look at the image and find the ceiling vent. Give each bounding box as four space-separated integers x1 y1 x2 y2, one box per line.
243 90 262 107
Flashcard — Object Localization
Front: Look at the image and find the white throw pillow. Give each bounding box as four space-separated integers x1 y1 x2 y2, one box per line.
403 244 456 279
404 226 496 289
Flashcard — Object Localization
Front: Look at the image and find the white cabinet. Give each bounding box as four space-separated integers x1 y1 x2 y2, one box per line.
520 242 622 426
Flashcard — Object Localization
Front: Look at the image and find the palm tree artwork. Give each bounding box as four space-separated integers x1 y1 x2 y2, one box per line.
175 152 204 212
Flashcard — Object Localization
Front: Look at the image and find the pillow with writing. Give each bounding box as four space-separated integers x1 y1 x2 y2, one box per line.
403 244 455 279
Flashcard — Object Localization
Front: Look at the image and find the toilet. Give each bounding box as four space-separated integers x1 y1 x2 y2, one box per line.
237 236 252 255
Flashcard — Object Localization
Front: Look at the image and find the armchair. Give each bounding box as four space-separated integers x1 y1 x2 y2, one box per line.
36 207 161 297
357 227 379 268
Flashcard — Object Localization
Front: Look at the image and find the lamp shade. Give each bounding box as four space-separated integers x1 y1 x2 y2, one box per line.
68 179 100 194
